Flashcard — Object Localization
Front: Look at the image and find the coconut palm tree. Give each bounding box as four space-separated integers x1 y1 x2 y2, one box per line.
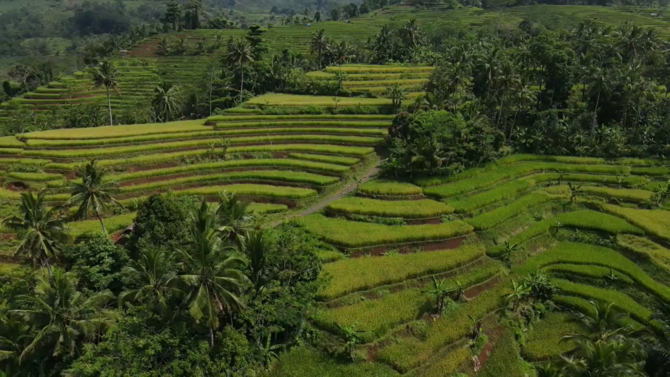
11 269 115 363
119 248 180 314
3 189 68 277
505 280 531 311
310 29 330 68
215 191 254 244
558 336 646 377
65 159 121 235
92 59 119 126
563 301 631 343
177 201 248 346
227 38 254 103
500 241 521 267
152 82 182 123
240 231 267 292
387 83 406 110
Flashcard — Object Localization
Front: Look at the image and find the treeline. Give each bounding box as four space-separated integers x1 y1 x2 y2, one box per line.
379 18 670 177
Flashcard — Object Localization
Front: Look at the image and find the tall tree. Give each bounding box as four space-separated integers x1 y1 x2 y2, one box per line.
177 201 248 346
226 38 254 103
310 29 330 69
65 160 121 235
152 82 182 122
119 248 180 315
215 191 254 244
11 269 115 363
92 60 119 126
3 190 67 277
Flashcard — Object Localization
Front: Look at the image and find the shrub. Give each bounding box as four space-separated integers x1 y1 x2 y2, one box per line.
294 215 473 249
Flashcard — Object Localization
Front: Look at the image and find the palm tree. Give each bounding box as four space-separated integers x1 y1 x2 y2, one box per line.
227 38 254 103
568 182 583 204
424 276 450 315
401 19 421 51
65 160 121 235
505 280 531 311
92 60 119 126
119 248 180 314
310 29 330 68
558 336 646 377
563 301 631 343
500 241 521 266
152 82 182 123
387 83 406 110
215 191 254 244
177 201 248 347
11 269 115 363
3 189 68 277
240 231 267 292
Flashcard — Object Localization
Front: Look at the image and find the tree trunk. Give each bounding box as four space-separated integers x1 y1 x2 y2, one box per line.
95 207 108 235
210 327 215 348
240 67 244 104
209 72 214 117
42 255 53 279
106 87 113 126
592 90 601 135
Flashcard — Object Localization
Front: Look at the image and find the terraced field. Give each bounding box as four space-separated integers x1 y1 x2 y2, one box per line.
307 64 432 98
278 153 670 374
0 113 389 259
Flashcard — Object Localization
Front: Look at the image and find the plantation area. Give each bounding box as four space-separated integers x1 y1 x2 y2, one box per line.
4 1 670 376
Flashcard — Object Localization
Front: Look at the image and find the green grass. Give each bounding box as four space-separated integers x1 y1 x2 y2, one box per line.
467 192 555 230
7 172 62 182
326 197 454 219
245 93 392 107
294 215 473 249
272 346 398 377
600 204 670 241
552 279 653 324
516 242 670 301
0 158 50 167
314 263 499 343
68 213 136 237
358 180 423 197
46 145 374 170
523 312 584 360
170 184 317 199
414 346 470 377
119 170 339 193
24 135 382 159
288 153 360 166
448 179 534 213
19 120 210 140
107 159 351 182
207 114 395 122
617 234 670 273
581 186 654 202
477 329 529 377
317 243 485 300
0 136 25 148
376 283 507 373
247 203 287 214
544 264 634 285
214 121 390 129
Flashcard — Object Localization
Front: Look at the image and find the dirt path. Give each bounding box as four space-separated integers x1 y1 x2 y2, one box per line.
270 161 380 226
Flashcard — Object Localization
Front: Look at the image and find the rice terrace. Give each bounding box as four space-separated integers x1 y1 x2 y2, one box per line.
2 0 670 376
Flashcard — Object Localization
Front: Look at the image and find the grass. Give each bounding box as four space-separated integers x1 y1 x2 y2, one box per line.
515 242 670 301
617 234 670 273
448 179 534 213
68 213 136 238
108 159 351 182
294 215 473 249
523 313 584 360
478 329 529 377
245 93 392 107
376 283 507 373
600 204 670 241
247 203 287 214
7 172 62 182
46 145 374 170
119 170 339 193
314 263 499 343
467 192 555 230
326 197 454 219
581 186 654 202
544 264 634 285
552 279 653 324
24 135 382 159
358 180 423 197
214 121 390 129
207 115 395 122
288 153 360 166
170 184 317 199
317 243 485 300
0 136 25 148
272 346 398 377
415 346 470 377
19 120 210 140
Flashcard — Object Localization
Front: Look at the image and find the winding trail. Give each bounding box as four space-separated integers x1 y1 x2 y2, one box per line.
271 161 381 226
